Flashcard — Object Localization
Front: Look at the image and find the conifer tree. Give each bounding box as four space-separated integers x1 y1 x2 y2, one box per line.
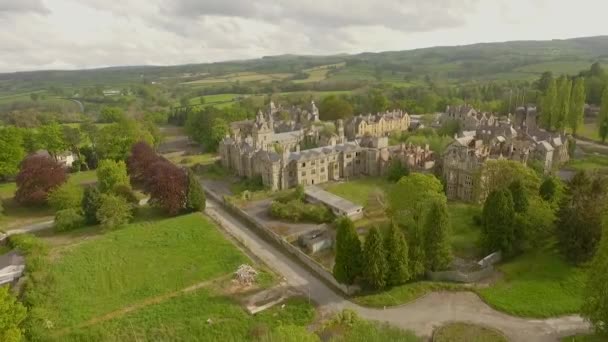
333 217 362 285
599 87 608 143
569 77 586 135
540 79 557 129
423 198 453 271
408 224 427 279
362 227 388 290
553 76 571 131
508 180 529 214
481 189 516 255
185 170 205 212
384 223 410 286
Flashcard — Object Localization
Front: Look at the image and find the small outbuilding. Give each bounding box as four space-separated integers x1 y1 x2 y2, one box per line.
304 185 364 220
0 251 25 285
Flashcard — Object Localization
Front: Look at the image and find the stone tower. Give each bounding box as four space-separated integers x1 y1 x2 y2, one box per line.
336 119 345 144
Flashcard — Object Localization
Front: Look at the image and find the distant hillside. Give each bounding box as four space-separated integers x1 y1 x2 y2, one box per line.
2 35 608 95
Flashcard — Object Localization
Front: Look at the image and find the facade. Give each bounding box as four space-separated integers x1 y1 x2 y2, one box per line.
219 103 434 191
443 104 497 131
345 110 410 140
442 111 570 202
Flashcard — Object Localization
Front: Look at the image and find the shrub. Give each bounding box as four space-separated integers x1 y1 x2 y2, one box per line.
112 184 139 205
96 159 129 193
96 194 133 229
81 186 101 225
48 182 84 211
185 170 205 212
269 199 333 223
55 208 85 232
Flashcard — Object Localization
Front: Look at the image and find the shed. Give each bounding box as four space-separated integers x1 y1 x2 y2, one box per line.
0 251 25 285
304 185 364 220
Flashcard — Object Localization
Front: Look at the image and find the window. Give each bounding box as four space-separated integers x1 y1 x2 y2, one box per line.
302 162 306 167
312 169 316 175
346 154 352 158
355 152 360 156
321 159 325 164
321 167 325 172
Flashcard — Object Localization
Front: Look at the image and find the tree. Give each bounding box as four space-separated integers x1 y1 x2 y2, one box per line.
0 126 25 179
333 217 362 285
569 77 586 135
481 189 516 255
37 122 67 160
388 173 445 226
318 95 354 121
361 227 387 290
553 76 572 132
99 106 125 123
508 180 529 214
210 117 229 152
15 154 67 206
386 160 410 182
368 90 389 113
127 141 158 186
556 171 607 264
540 78 557 129
96 193 132 229
96 120 154 160
185 170 205 212
96 159 129 193
537 71 553 93
62 126 83 160
475 160 540 203
599 86 608 143
384 223 410 286
0 286 27 342
581 223 608 336
81 185 101 225
423 198 452 271
48 182 84 211
539 177 558 202
147 159 187 215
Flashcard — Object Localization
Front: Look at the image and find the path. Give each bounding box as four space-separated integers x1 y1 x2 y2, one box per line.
205 198 590 342
4 220 54 236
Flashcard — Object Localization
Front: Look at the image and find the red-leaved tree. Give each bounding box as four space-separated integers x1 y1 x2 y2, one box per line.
127 141 158 187
147 159 187 215
15 154 67 205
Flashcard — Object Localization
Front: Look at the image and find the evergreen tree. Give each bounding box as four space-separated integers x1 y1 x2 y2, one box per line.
540 78 557 129
423 198 453 271
407 223 427 279
539 177 558 202
508 180 529 213
185 170 205 212
569 77 586 135
556 171 608 264
362 227 388 290
333 217 362 285
384 223 410 286
553 76 571 131
81 185 101 225
599 87 608 143
581 223 608 336
481 189 516 255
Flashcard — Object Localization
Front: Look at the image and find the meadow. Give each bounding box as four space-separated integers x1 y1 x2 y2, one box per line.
33 213 250 330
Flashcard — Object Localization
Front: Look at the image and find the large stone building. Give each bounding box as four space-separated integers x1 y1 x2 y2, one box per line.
345 110 410 140
219 103 432 190
443 104 497 131
442 106 569 202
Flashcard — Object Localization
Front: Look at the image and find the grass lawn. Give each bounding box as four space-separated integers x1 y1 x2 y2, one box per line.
477 246 586 318
562 334 608 342
574 122 603 143
61 293 315 342
37 213 250 330
566 154 608 171
321 317 420 342
433 322 508 342
0 181 16 199
324 178 391 207
165 153 218 167
353 281 463 307
448 202 482 259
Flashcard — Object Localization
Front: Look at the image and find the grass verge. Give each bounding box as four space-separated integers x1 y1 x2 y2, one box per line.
353 281 464 307
433 322 508 342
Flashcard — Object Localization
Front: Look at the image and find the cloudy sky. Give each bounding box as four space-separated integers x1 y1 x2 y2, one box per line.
1 0 607 73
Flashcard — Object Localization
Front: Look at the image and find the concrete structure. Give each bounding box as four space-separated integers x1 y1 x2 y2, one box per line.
219 103 433 191
298 229 333 254
443 107 569 202
304 185 363 220
345 110 410 139
0 251 25 285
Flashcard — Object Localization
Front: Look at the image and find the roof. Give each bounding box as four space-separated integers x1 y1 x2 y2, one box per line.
273 131 302 142
0 251 25 269
304 186 363 214
454 136 475 146
287 142 359 162
538 141 554 152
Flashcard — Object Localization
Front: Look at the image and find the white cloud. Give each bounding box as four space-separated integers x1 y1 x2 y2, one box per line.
0 0 606 72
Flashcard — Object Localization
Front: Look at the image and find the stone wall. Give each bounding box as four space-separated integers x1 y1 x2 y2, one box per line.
427 252 502 283
203 186 358 296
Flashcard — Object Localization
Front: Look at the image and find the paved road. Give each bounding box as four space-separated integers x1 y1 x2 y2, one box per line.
4 220 54 236
205 198 590 342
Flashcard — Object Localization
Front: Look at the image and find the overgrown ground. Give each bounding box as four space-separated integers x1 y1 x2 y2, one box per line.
566 154 608 172
433 322 508 342
33 213 251 332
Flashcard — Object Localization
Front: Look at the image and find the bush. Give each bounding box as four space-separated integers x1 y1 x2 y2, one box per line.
96 159 129 193
112 184 139 205
15 154 67 206
96 194 133 229
81 186 101 225
48 182 84 211
55 208 85 231
185 170 205 212
269 199 333 223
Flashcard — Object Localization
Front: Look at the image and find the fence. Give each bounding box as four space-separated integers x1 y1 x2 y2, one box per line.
204 186 357 295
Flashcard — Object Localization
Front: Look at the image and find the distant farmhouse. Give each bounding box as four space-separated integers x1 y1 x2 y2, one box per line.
219 102 433 190
442 105 570 202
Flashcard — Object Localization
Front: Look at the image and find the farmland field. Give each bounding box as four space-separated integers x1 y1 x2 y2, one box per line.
183 72 292 85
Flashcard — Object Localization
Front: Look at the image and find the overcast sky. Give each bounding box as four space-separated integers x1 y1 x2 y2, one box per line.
1 0 607 73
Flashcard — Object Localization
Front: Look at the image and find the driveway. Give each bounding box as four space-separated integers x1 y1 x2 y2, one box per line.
205 197 590 342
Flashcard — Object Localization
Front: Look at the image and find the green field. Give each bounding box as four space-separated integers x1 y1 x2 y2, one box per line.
324 178 391 208
448 203 482 259
566 154 608 171
35 213 250 330
183 72 292 85
354 281 463 307
573 122 603 142
165 153 218 167
433 322 508 342
477 246 586 317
